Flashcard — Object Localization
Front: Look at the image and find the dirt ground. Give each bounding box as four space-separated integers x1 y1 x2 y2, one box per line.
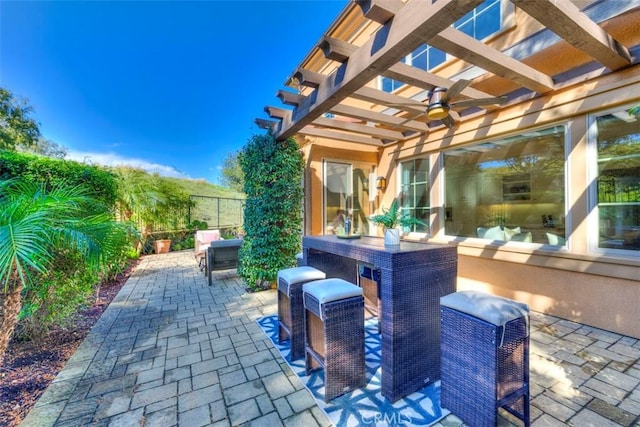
0 259 140 427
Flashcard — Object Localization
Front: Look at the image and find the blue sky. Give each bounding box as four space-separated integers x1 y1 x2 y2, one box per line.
1 0 346 184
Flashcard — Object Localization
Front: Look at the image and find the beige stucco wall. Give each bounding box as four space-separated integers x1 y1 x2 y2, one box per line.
294 8 640 340
456 254 640 339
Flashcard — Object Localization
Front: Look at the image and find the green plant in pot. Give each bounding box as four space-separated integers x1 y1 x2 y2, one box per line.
368 198 425 246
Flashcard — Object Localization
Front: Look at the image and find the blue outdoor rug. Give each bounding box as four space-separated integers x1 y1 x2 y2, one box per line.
257 315 449 426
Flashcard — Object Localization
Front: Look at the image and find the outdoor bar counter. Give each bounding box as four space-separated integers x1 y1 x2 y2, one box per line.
302 235 457 402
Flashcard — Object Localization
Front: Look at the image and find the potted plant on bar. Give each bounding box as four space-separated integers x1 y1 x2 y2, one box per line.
368 198 425 247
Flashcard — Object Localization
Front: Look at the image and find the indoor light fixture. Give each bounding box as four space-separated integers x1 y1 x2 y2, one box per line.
376 176 386 191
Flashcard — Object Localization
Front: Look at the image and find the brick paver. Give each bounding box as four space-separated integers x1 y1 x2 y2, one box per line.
21 251 640 426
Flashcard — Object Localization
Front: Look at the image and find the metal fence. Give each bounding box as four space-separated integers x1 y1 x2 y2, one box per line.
188 195 245 230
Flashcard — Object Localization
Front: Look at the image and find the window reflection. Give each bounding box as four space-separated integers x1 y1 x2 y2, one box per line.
444 126 566 245
594 109 640 252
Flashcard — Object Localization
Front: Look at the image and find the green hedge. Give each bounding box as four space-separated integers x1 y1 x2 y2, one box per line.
0 150 119 209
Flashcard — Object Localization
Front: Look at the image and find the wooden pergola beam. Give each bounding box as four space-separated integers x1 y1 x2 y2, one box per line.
319 36 357 63
298 126 385 146
255 118 278 130
277 90 306 107
312 116 405 140
430 28 555 93
513 0 631 71
383 62 498 99
356 0 405 24
264 106 291 121
275 0 485 140
330 103 429 133
291 68 325 89
351 86 426 115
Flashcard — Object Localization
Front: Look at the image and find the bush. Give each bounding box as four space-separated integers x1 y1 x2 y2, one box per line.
238 133 304 290
0 150 119 209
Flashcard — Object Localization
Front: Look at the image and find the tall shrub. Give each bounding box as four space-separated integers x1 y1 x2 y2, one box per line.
0 179 132 364
238 132 304 290
0 150 119 209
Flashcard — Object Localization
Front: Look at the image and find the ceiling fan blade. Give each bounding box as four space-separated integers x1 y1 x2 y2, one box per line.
450 96 507 109
441 115 455 128
441 79 471 103
390 111 428 130
386 102 427 108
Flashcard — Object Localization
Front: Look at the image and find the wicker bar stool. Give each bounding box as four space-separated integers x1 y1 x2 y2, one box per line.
277 266 326 361
440 290 530 427
303 278 365 402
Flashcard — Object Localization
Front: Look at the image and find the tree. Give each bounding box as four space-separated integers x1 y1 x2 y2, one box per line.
0 87 41 150
220 150 244 193
0 179 130 364
237 132 304 290
17 136 68 159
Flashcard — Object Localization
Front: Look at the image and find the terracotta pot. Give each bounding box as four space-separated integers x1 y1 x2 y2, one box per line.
154 239 171 254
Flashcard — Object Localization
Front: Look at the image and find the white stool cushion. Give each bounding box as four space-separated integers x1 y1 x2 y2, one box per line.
278 266 326 286
303 278 363 304
440 290 529 327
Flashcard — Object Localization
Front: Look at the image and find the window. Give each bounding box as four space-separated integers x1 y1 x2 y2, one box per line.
444 126 566 245
399 159 430 233
323 160 374 236
454 0 501 40
379 0 503 93
590 107 640 253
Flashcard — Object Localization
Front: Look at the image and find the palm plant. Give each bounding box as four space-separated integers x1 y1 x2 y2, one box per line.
0 179 130 364
368 198 424 230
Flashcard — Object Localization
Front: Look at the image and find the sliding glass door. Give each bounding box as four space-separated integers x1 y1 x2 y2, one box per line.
323 160 374 236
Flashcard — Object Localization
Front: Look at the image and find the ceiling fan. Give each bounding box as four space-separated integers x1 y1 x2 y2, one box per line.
392 79 507 128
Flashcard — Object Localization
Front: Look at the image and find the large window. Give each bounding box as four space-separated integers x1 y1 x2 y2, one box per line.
444 126 566 245
590 107 640 253
399 159 430 233
323 160 374 236
380 0 502 93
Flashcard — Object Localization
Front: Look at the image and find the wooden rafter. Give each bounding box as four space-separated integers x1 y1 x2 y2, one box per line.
356 0 404 24
351 86 426 115
312 116 404 140
513 0 631 71
277 90 305 107
291 68 325 89
383 62 499 99
430 28 555 93
275 0 486 140
255 118 278 130
264 106 291 121
330 104 428 134
319 36 357 62
298 126 384 146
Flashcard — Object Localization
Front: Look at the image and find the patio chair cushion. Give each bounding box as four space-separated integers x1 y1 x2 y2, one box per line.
303 278 363 305
195 230 221 257
440 290 529 328
278 266 326 288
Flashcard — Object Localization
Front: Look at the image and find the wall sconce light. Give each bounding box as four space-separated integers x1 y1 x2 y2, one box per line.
376 176 386 191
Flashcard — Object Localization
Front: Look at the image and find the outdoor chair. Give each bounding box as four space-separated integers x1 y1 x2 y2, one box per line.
195 229 221 270
440 290 530 427
277 266 326 361
205 239 242 286
303 278 365 402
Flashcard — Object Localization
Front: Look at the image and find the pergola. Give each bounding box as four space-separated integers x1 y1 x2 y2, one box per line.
256 0 638 146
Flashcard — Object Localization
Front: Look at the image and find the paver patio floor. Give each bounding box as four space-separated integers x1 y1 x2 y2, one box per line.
21 250 640 426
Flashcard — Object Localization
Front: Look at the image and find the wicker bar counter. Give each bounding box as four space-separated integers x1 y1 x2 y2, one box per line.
302 235 457 403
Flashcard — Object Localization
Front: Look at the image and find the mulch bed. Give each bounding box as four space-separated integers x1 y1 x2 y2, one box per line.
0 258 141 427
